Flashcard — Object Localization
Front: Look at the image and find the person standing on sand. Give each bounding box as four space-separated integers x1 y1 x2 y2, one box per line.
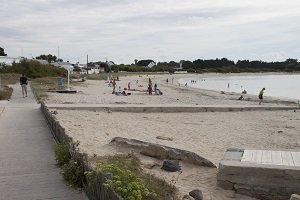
112 78 117 94
148 78 153 95
20 74 28 98
258 88 265 105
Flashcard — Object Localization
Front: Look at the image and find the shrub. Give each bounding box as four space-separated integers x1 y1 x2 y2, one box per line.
0 60 65 78
86 154 177 200
0 86 13 100
54 142 71 166
62 159 85 188
87 163 158 200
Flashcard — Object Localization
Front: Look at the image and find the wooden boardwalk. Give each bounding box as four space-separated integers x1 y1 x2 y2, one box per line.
0 84 86 200
241 149 300 167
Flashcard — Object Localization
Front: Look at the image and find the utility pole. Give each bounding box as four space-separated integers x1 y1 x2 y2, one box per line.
86 54 89 74
58 46 60 61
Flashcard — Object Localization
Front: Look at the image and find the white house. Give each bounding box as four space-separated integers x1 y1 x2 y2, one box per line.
0 56 23 66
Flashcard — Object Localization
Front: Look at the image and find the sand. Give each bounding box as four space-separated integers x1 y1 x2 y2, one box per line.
46 73 300 200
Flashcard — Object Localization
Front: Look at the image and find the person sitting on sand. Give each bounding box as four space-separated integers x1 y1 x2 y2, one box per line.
242 89 247 94
258 88 265 105
238 95 243 100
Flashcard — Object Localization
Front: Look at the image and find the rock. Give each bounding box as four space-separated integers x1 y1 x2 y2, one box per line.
182 194 195 200
51 110 58 115
156 136 173 141
143 161 159 169
189 189 203 200
290 194 300 200
103 172 113 180
161 160 181 172
110 137 216 168
278 130 283 133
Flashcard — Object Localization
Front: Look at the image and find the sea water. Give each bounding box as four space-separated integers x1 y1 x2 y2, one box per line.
179 74 300 100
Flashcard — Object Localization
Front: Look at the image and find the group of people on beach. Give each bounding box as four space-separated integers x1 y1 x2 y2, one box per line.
148 78 163 95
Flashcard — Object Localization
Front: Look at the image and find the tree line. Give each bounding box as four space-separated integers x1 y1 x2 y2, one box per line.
109 58 300 73
1 46 300 74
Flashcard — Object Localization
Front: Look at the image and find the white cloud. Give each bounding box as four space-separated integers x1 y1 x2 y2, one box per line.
1 0 300 63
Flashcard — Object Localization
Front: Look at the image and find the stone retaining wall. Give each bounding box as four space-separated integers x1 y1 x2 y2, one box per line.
217 149 300 200
41 102 123 200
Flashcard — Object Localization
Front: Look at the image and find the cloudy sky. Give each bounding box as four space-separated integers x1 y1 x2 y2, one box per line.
1 0 300 64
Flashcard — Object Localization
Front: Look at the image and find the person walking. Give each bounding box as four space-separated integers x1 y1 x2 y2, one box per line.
258 88 265 105
20 74 28 98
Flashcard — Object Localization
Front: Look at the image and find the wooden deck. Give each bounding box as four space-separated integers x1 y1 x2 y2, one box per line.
241 150 300 167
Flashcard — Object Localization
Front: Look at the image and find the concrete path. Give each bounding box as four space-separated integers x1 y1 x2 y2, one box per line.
0 83 86 200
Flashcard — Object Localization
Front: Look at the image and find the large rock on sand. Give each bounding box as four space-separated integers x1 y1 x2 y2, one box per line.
110 137 216 168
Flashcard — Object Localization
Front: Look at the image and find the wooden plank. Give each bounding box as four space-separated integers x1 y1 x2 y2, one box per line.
281 151 295 167
261 150 272 164
291 152 300 167
255 150 263 164
271 151 283 165
241 150 253 162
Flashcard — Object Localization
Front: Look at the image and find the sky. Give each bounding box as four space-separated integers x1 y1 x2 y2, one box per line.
1 0 300 64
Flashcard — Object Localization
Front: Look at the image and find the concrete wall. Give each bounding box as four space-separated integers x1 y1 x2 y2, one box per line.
217 149 300 200
47 104 298 113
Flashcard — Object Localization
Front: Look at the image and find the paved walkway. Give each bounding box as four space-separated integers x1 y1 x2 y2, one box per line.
0 84 86 200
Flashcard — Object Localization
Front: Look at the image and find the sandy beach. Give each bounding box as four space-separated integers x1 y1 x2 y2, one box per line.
46 73 300 200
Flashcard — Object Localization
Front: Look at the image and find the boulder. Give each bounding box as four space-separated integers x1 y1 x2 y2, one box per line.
189 189 203 200
110 137 216 168
290 194 300 200
161 160 181 172
182 194 195 200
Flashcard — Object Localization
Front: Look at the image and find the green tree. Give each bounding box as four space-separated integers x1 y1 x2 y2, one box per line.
36 54 57 63
0 46 7 56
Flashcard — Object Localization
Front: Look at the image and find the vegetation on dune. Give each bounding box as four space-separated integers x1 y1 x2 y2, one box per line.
0 60 66 78
54 141 85 188
88 58 300 73
54 141 177 199
88 154 178 200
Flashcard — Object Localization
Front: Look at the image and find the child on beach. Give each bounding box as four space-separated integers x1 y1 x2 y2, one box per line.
258 88 265 105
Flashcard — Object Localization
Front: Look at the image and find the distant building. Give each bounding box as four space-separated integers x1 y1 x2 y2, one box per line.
136 60 156 68
51 61 74 71
0 56 23 66
34 59 49 65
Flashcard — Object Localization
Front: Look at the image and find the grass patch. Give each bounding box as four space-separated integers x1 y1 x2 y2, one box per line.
88 154 178 200
0 73 20 85
31 76 86 102
30 77 57 101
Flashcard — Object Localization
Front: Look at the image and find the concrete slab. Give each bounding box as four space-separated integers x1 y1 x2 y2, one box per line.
217 148 300 200
0 83 86 200
241 150 300 167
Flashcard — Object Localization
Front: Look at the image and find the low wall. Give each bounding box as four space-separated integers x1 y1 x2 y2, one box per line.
41 102 123 200
217 149 300 200
47 104 298 113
